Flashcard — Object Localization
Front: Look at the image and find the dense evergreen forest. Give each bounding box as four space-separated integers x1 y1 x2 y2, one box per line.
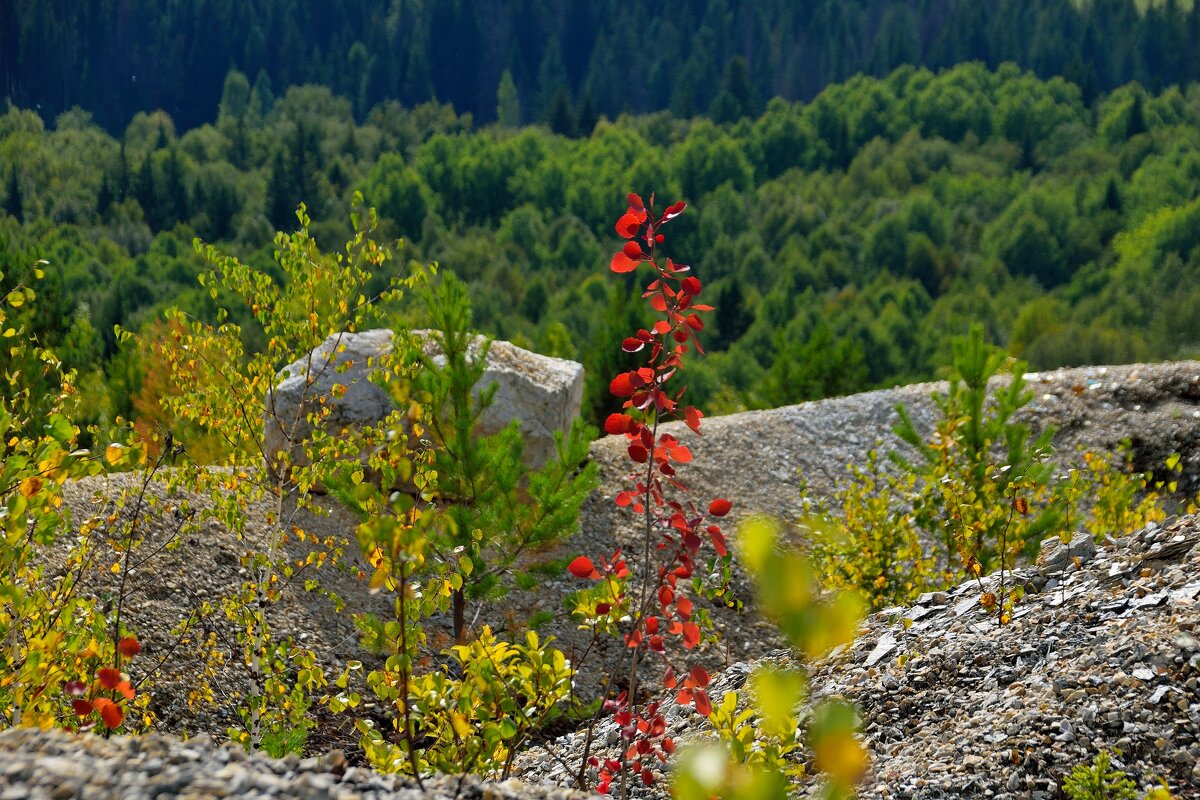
4 0 1200 133
3 58 1200 436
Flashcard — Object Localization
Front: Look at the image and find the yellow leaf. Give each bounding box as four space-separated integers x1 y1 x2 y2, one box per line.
450 711 472 739
368 567 390 593
105 444 124 465
18 476 42 498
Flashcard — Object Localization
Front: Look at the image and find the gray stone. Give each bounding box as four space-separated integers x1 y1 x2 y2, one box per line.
263 329 584 476
1037 532 1099 576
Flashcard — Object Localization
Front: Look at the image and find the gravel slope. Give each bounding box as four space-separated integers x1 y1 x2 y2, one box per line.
5 359 1198 798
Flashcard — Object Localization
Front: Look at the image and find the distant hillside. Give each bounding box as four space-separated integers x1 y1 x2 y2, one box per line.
2 63 1200 435
3 0 1200 133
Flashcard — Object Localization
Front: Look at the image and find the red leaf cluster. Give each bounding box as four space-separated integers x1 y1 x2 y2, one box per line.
576 193 736 793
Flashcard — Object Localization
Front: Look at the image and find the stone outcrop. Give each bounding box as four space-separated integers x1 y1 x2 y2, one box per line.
263 329 585 474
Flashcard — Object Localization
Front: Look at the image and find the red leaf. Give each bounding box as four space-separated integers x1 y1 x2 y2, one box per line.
670 446 692 463
568 556 598 579
616 210 646 238
685 314 704 331
620 337 645 354
628 444 649 463
96 668 122 690
676 597 693 617
663 201 687 220
623 241 643 260
64 680 87 697
684 406 703 434
642 768 654 787
658 585 675 606
681 276 702 296
116 681 135 701
689 665 710 687
681 622 700 648
645 616 659 634
709 527 728 557
675 688 692 706
615 490 636 507
117 637 141 658
627 193 645 211
610 373 636 398
94 698 123 729
693 689 712 716
663 667 677 689
663 737 676 754
709 498 733 517
650 294 668 312
605 413 634 435
71 699 93 717
611 250 640 273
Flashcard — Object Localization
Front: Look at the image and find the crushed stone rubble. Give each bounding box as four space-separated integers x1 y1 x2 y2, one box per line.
0 727 595 800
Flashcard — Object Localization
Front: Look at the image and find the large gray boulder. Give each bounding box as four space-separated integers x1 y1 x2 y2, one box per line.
264 329 585 474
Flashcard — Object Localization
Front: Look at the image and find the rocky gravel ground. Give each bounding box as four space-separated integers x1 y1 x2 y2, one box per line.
6 359 1200 798
0 727 592 800
512 516 1200 799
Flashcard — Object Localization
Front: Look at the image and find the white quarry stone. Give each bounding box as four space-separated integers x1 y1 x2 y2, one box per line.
263 328 584 475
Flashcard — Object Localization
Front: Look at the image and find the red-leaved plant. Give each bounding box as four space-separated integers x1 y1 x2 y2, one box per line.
570 194 733 797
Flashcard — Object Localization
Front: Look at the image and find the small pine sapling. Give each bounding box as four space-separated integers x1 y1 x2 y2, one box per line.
410 271 599 643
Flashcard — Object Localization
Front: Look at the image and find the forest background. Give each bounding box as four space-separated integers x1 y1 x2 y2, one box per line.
3 0 1200 440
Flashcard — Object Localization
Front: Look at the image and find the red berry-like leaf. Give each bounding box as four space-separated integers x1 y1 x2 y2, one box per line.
681 276 702 296
568 556 599 579
97 668 122 690
623 240 643 260
709 498 733 517
118 637 141 658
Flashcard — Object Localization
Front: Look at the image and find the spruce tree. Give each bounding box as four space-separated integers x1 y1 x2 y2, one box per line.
496 69 520 127
545 87 578 137
4 169 22 222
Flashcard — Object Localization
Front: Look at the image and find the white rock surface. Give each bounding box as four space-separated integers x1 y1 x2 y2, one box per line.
264 329 584 473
